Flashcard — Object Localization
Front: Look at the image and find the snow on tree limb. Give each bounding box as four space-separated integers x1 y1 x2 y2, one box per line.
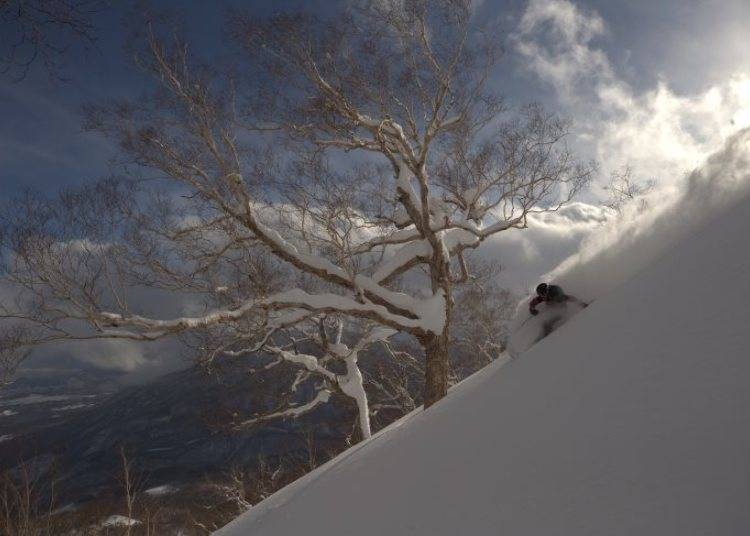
97 287 439 338
372 240 433 284
236 388 332 428
0 4 593 410
263 345 336 381
230 320 398 439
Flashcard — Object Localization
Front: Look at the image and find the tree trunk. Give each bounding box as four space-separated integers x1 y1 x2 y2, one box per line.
356 393 372 440
339 354 372 439
422 330 450 408
422 247 453 409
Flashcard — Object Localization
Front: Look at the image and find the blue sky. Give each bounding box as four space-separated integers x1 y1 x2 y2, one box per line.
4 0 750 378
0 0 334 192
2 0 749 196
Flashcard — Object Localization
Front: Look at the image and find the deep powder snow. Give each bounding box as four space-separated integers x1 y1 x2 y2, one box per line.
215 133 750 536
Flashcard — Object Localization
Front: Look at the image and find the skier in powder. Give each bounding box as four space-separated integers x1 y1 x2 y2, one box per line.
529 283 587 337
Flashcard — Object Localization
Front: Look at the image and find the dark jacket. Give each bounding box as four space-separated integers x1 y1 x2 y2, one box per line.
529 285 583 315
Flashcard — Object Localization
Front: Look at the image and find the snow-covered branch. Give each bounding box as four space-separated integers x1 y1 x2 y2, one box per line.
236 388 332 428
1 4 592 412
229 320 399 439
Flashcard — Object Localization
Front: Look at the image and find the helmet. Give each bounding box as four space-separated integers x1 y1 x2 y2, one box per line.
536 283 548 296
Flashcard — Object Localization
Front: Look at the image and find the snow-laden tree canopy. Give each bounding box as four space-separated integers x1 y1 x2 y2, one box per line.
0 1 592 409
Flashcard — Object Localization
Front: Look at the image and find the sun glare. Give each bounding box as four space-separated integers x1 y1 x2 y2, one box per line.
732 75 750 130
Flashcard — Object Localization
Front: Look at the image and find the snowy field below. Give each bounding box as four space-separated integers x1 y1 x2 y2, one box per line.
215 174 750 534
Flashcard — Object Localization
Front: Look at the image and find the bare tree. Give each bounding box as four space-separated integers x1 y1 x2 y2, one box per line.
224 317 396 439
0 325 29 387
227 1 593 405
450 259 516 373
0 0 104 81
0 458 65 536
0 2 591 409
604 165 656 213
117 447 140 536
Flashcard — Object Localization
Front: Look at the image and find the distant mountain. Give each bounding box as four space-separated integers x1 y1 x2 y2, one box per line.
0 352 388 508
0 366 123 442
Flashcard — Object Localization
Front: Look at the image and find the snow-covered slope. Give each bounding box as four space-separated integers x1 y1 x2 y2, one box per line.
216 163 750 534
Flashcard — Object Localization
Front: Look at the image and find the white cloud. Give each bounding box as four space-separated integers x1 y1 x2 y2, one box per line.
514 0 750 192
497 0 750 305
61 339 148 372
478 202 613 293
547 127 750 302
515 0 610 97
